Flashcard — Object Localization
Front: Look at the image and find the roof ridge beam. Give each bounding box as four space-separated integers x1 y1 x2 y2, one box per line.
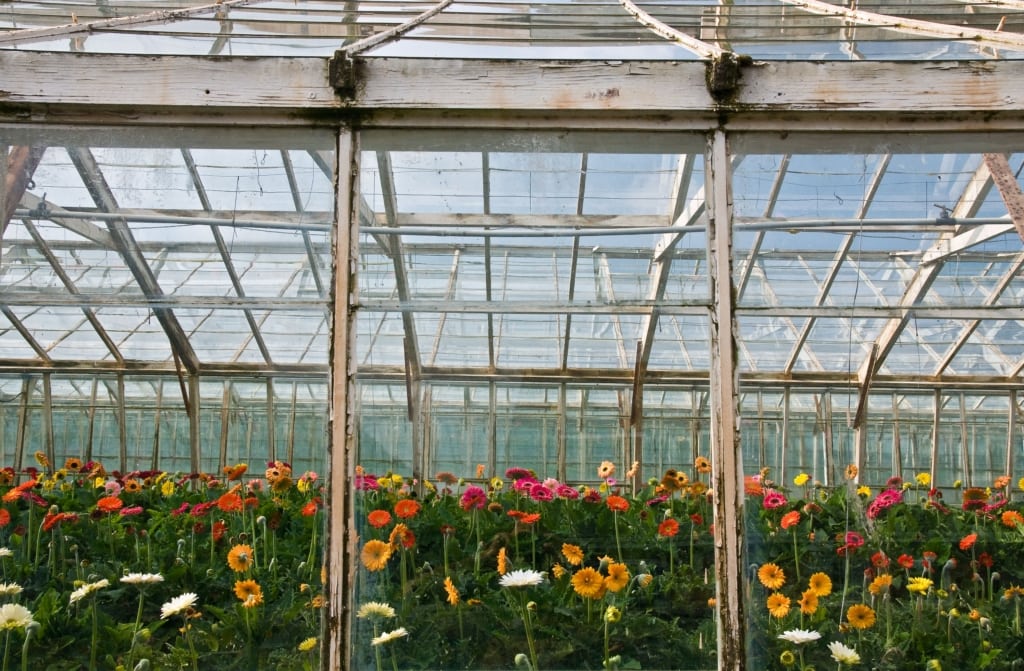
784 0 1024 49
0 0 264 46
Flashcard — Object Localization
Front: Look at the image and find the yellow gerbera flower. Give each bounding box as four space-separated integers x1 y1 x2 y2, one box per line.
907 577 933 594
551 563 566 579
868 574 892 596
604 562 630 593
766 592 790 619
226 544 254 573
793 473 810 486
561 543 584 566
298 637 317 652
846 603 875 630
571 567 606 600
808 572 833 597
757 563 786 590
360 540 392 572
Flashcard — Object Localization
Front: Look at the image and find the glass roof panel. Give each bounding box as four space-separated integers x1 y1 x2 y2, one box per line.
367 0 700 59
94 307 174 360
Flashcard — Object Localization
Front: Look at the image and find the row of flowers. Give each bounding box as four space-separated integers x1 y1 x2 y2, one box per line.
0 454 323 670
353 462 1024 670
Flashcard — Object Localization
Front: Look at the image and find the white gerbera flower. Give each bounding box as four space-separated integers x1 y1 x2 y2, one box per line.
371 627 409 646
69 578 110 605
0 604 34 631
828 641 861 665
356 601 395 619
121 572 164 586
0 548 12 559
160 592 198 619
0 583 23 597
777 629 821 645
499 569 546 588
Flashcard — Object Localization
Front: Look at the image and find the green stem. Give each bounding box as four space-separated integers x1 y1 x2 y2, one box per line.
520 596 539 671
89 598 98 671
3 630 10 671
613 513 622 562
127 591 145 669
184 617 198 671
791 529 801 584
372 624 383 671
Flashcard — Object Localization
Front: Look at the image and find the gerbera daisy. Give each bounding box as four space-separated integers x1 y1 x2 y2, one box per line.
298 637 317 652
562 543 584 566
868 574 892 596
658 518 680 538
434 471 458 486
160 592 198 619
604 562 630 592
959 533 978 551
497 547 508 575
1002 510 1024 528
234 579 264 607
757 563 786 590
793 472 810 486
844 464 858 480
798 589 818 615
777 629 821 645
605 495 629 512
571 567 607 600
808 572 832 596
907 577 933 594
361 540 392 572
695 456 712 474
897 554 915 569
846 603 876 629
443 576 459 606
499 569 545 588
551 563 566 579
356 601 395 619
388 523 415 549
371 628 409 646
216 491 243 513
64 457 84 472
828 641 860 665
661 469 682 492
780 511 801 530
394 499 420 519
121 572 164 586
227 544 255 572
222 463 248 480
597 461 616 479
367 509 392 529
766 592 791 619
69 578 109 605
96 496 123 514
0 584 21 598
123 479 142 494
762 490 787 510
0 604 35 631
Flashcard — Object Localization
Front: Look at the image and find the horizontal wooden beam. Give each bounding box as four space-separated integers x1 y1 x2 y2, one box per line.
3 53 1024 115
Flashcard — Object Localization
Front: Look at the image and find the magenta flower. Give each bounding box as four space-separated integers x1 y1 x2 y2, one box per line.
460 485 487 511
120 506 144 517
529 483 554 502
762 489 787 509
556 484 579 500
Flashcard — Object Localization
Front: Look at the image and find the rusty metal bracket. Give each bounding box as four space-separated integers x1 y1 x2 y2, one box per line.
329 51 358 99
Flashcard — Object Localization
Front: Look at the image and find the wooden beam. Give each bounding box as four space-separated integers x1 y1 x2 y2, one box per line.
982 153 1024 242
2 146 46 236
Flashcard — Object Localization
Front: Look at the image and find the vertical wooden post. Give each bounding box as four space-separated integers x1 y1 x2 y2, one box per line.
188 374 200 476
327 126 357 671
42 372 54 471
118 373 128 473
1008 390 1017 502
706 129 745 671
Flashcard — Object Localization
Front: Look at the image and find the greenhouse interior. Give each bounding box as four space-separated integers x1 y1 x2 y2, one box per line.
3 0 1024 669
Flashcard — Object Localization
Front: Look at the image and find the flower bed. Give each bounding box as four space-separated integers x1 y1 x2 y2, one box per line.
354 462 718 670
749 470 1024 671
0 455 323 670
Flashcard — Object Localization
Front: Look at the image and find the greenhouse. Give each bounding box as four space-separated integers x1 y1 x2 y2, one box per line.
2 0 1024 669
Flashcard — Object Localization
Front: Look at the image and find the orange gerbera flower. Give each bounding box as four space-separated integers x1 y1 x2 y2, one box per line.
808 572 833 597
658 518 680 538
606 495 629 512
694 456 711 474
234 579 263 607
846 603 876 630
227 543 255 572
443 576 459 606
96 496 123 513
0 509 10 527
389 523 415 549
757 563 786 590
780 511 801 530
571 567 606 600
64 458 84 472
605 562 630 592
1002 510 1024 528
497 547 508 575
959 533 978 551
868 574 892 596
223 463 248 480
367 509 392 529
798 589 818 615
360 540 392 572
394 499 421 519
766 592 790 618
217 491 243 513
562 543 584 566
123 479 142 494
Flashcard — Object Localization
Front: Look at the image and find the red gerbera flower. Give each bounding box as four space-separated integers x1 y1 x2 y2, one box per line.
959 532 978 551
606 495 629 512
658 518 680 538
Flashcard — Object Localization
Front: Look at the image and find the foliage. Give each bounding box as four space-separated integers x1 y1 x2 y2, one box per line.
0 454 322 670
